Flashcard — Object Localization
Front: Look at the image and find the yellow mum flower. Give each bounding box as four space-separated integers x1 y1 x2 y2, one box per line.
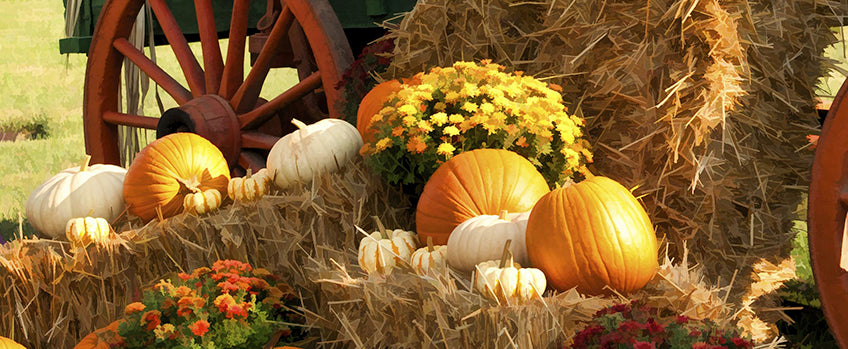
434 102 447 111
479 102 496 114
449 114 465 123
418 120 434 133
430 112 448 126
375 137 393 152
398 104 418 116
461 102 478 113
402 115 417 127
445 91 461 103
437 142 456 156
443 125 460 136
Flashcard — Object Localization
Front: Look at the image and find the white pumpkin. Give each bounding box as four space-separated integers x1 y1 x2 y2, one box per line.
66 216 114 247
410 236 448 276
473 240 546 305
266 118 363 189
26 155 126 239
357 219 417 275
447 210 531 272
183 188 222 215
228 168 271 201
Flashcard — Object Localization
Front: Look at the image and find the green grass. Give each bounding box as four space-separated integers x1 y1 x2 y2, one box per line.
0 0 297 239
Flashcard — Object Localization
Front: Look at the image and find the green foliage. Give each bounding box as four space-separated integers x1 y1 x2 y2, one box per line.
115 260 306 348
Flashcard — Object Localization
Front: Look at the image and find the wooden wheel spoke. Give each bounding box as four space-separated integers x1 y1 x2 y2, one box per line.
241 131 280 150
195 0 223 93
231 5 295 113
148 0 205 97
220 0 251 99
238 151 267 173
238 71 322 129
102 111 159 129
113 38 192 104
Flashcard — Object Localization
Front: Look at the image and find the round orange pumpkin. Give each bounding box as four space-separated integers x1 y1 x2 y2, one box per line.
0 336 25 349
525 175 658 295
74 320 122 349
416 149 550 245
123 133 230 221
356 77 419 145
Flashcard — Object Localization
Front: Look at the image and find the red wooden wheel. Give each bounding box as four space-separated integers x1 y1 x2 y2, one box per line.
809 77 848 347
83 0 353 173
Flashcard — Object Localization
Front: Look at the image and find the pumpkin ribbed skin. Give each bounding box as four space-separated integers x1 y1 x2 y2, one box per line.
25 156 126 239
74 320 122 349
525 176 658 295
123 133 230 221
416 149 550 245
0 336 25 349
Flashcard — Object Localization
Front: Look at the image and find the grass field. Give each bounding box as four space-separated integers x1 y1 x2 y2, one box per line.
0 0 297 239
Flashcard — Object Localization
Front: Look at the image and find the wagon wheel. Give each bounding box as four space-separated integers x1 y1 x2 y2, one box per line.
809 77 848 347
83 0 353 174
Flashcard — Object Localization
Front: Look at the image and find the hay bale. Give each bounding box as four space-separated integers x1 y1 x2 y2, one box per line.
0 157 769 347
0 160 413 348
385 0 845 298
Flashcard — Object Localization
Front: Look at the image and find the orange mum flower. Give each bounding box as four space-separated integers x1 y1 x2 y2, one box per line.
189 319 210 337
124 302 145 315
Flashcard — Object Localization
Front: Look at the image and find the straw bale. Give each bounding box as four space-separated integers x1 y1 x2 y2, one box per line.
0 157 770 347
385 0 846 300
0 160 413 348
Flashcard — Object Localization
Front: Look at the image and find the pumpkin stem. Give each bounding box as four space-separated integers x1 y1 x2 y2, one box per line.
426 236 434 252
79 154 92 172
499 239 513 269
176 175 203 194
291 118 308 130
244 168 253 178
372 216 388 239
498 210 509 220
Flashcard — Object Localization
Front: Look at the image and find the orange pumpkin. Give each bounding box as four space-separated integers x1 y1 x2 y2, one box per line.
0 336 25 349
416 149 550 245
123 133 230 221
525 175 658 295
74 320 122 349
356 77 419 145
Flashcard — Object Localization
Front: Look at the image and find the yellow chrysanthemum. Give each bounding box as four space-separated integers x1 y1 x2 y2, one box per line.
375 137 392 152
461 102 478 113
436 142 456 156
443 125 460 137
398 104 418 116
448 114 464 123
479 102 496 114
402 115 417 127
430 112 448 126
418 120 434 133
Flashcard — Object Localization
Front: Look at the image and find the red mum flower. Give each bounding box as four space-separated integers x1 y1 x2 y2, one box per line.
141 310 161 331
634 341 656 349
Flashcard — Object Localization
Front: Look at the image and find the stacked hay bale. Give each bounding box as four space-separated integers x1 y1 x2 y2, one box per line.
386 0 844 301
0 159 743 348
0 161 412 348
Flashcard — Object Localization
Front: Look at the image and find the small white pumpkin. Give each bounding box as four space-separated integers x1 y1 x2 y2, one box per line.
357 218 417 275
410 236 448 276
26 155 126 239
183 188 222 215
447 210 531 272
473 240 546 305
266 118 363 189
228 168 271 201
66 216 114 247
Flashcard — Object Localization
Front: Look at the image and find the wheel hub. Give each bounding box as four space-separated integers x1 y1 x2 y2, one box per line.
156 94 242 164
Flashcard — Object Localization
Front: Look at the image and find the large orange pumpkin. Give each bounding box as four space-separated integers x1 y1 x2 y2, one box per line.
74 320 122 349
356 77 418 145
525 175 658 295
123 133 230 221
0 336 25 349
416 149 550 245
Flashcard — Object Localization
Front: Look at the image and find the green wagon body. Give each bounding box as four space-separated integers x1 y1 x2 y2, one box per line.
60 0 416 54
